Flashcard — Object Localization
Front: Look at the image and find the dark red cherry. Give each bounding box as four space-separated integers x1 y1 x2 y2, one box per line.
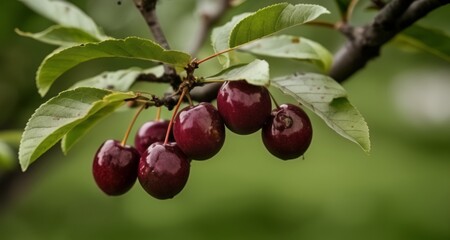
173 102 225 160
138 142 190 199
93 140 140 196
217 80 271 135
262 104 313 160
134 120 173 154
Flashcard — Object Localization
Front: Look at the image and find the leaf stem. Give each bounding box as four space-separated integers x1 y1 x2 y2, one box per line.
121 104 146 146
155 106 161 121
268 90 280 109
196 47 236 65
164 88 187 145
345 0 360 23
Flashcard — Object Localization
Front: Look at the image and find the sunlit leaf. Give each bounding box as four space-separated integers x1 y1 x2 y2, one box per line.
19 87 135 171
37 37 191 96
396 24 450 62
211 3 329 67
16 25 101 47
239 35 333 72
204 59 270 86
71 66 164 91
19 0 106 40
272 73 370 152
229 3 329 48
61 102 122 154
211 13 251 67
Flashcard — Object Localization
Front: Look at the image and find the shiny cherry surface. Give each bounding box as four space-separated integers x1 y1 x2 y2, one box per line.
134 120 172 154
217 80 271 135
262 104 312 160
93 140 140 196
173 102 225 160
138 142 190 199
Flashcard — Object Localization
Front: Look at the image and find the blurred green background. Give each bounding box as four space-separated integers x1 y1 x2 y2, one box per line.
1 0 449 239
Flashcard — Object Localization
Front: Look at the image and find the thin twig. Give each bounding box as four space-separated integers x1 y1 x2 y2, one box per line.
330 0 449 82
132 0 175 75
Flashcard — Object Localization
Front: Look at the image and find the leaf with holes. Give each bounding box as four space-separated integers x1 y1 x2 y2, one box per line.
203 59 270 86
239 35 333 72
19 0 106 40
16 25 101 47
37 37 191 96
18 87 135 171
271 73 370 152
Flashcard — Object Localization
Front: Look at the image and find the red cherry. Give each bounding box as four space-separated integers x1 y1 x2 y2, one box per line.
138 142 190 199
93 140 140 196
262 104 313 160
134 120 173 154
217 80 271 135
173 102 225 160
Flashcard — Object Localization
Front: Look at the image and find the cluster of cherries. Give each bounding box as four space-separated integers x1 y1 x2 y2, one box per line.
93 80 313 199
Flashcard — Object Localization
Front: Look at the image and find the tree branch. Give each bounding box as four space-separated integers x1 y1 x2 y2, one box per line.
330 0 449 82
132 0 175 75
189 0 231 55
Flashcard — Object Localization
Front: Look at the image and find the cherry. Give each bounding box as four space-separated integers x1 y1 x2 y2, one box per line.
138 142 190 199
217 80 271 135
173 102 225 160
92 140 140 196
262 104 313 160
134 120 173 154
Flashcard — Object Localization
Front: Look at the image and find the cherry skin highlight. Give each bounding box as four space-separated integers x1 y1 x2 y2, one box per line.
138 142 190 199
92 140 140 196
262 104 313 160
134 120 173 154
173 102 225 160
217 80 271 135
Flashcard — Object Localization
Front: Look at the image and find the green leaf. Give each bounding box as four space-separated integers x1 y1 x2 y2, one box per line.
334 0 351 18
19 87 135 171
211 13 251 67
211 3 329 67
271 73 370 152
229 3 329 48
16 25 101 47
396 24 450 62
0 141 16 170
239 35 333 72
71 66 164 91
204 59 270 86
19 0 106 40
37 37 191 96
61 102 122 154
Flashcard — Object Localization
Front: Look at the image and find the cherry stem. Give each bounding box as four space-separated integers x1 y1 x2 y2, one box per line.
164 87 187 145
186 92 193 107
121 104 146 146
155 106 161 121
345 0 360 23
196 47 235 65
268 90 280 109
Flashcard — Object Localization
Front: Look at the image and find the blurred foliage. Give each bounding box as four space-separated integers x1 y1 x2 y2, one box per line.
0 0 449 239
